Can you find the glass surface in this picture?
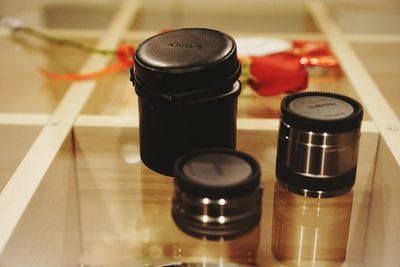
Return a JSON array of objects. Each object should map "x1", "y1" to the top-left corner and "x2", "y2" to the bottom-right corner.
[
  {"x1": 42, "y1": 2, "x2": 121, "y2": 30},
  {"x1": 0, "y1": 37, "x2": 90, "y2": 113},
  {"x1": 272, "y1": 183, "x2": 353, "y2": 266},
  {"x1": 0, "y1": 125, "x2": 42, "y2": 192},
  {"x1": 0, "y1": 0, "x2": 102, "y2": 113},
  {"x1": 329, "y1": 2, "x2": 400, "y2": 35},
  {"x1": 75, "y1": 126, "x2": 374, "y2": 266},
  {"x1": 0, "y1": 0, "x2": 122, "y2": 30},
  {"x1": 81, "y1": 67, "x2": 137, "y2": 115},
  {"x1": 130, "y1": 0, "x2": 319, "y2": 33},
  {"x1": 352, "y1": 43, "x2": 400, "y2": 119},
  {"x1": 0, "y1": 0, "x2": 397, "y2": 265}
]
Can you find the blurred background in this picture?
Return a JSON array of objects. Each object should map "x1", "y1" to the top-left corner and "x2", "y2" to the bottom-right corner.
[
  {"x1": 0, "y1": 0, "x2": 399, "y2": 119},
  {"x1": 1, "y1": 0, "x2": 400, "y2": 33}
]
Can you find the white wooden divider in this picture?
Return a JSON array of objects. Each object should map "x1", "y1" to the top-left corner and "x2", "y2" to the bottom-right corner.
[
  {"x1": 308, "y1": 1, "x2": 400, "y2": 164},
  {"x1": 0, "y1": 0, "x2": 143, "y2": 254}
]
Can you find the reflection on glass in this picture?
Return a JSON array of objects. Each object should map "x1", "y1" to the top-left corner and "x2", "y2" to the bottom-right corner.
[
  {"x1": 272, "y1": 182, "x2": 353, "y2": 266},
  {"x1": 172, "y1": 225, "x2": 260, "y2": 266},
  {"x1": 120, "y1": 143, "x2": 141, "y2": 164},
  {"x1": 137, "y1": 151, "x2": 261, "y2": 265}
]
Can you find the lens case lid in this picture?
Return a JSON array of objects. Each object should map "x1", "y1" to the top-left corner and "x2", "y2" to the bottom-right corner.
[
  {"x1": 281, "y1": 92, "x2": 363, "y2": 133},
  {"x1": 133, "y1": 28, "x2": 241, "y2": 102}
]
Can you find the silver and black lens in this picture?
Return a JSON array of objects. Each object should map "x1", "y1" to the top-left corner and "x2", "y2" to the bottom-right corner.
[
  {"x1": 276, "y1": 92, "x2": 363, "y2": 198},
  {"x1": 172, "y1": 148, "x2": 262, "y2": 239}
]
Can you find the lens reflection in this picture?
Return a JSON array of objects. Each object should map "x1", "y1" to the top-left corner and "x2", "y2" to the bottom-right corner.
[
  {"x1": 272, "y1": 182, "x2": 353, "y2": 266},
  {"x1": 169, "y1": 223, "x2": 260, "y2": 265}
]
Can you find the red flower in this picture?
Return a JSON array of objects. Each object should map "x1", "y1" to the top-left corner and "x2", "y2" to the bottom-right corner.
[
  {"x1": 116, "y1": 43, "x2": 135, "y2": 65},
  {"x1": 292, "y1": 40, "x2": 339, "y2": 68},
  {"x1": 243, "y1": 53, "x2": 308, "y2": 96}
]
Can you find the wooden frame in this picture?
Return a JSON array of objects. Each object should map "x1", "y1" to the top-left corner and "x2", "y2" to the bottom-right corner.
[{"x1": 0, "y1": 0, "x2": 399, "y2": 266}]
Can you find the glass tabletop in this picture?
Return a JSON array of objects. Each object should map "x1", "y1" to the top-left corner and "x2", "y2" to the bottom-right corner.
[
  {"x1": 0, "y1": 124, "x2": 43, "y2": 193},
  {"x1": 0, "y1": 1, "x2": 398, "y2": 266},
  {"x1": 73, "y1": 125, "x2": 375, "y2": 266}
]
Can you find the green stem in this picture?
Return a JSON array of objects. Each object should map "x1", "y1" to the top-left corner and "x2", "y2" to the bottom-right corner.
[
  {"x1": 239, "y1": 56, "x2": 253, "y2": 87},
  {"x1": 14, "y1": 26, "x2": 116, "y2": 55}
]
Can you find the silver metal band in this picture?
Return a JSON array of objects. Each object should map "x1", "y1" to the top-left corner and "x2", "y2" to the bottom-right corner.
[
  {"x1": 172, "y1": 186, "x2": 262, "y2": 225},
  {"x1": 277, "y1": 121, "x2": 360, "y2": 177}
]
